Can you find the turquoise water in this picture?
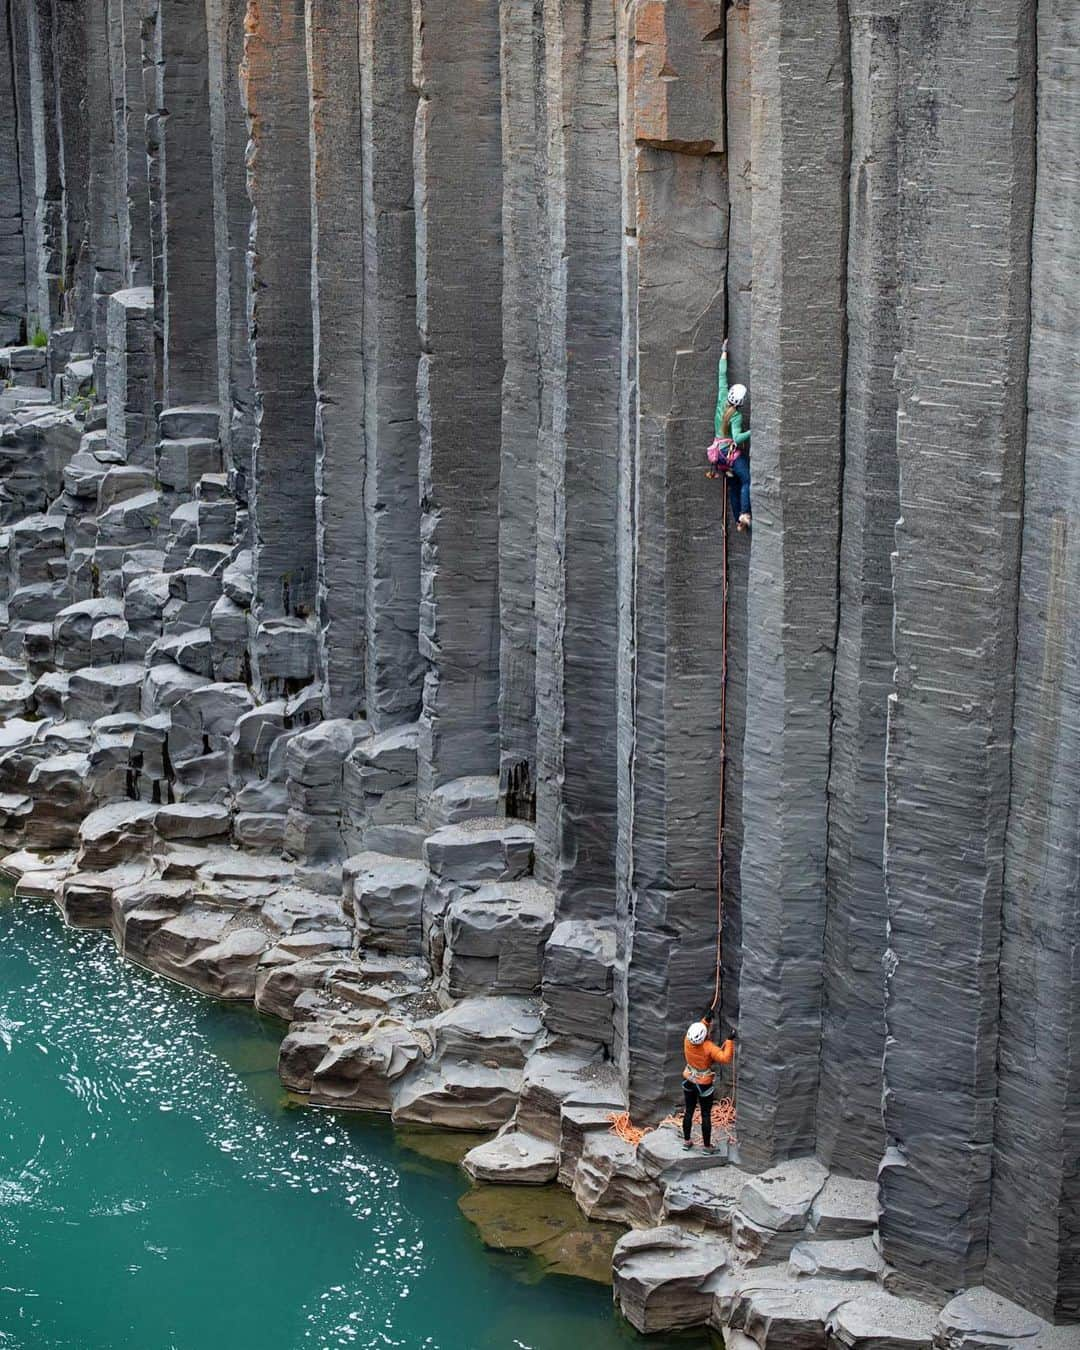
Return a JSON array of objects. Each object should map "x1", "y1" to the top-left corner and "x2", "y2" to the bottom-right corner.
[{"x1": 0, "y1": 894, "x2": 710, "y2": 1350}]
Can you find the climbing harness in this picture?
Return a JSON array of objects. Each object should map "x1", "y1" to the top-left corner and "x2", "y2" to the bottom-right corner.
[{"x1": 609, "y1": 367, "x2": 738, "y2": 1149}]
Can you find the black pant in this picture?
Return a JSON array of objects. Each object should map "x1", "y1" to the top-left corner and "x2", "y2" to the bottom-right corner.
[{"x1": 682, "y1": 1080, "x2": 714, "y2": 1147}]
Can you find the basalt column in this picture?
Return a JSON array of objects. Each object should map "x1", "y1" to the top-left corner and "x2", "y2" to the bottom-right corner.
[
  {"x1": 306, "y1": 0, "x2": 365, "y2": 718},
  {"x1": 497, "y1": 0, "x2": 541, "y2": 818},
  {"x1": 206, "y1": 0, "x2": 254, "y2": 500},
  {"x1": 881, "y1": 0, "x2": 1034, "y2": 1292},
  {"x1": 107, "y1": 0, "x2": 152, "y2": 290},
  {"x1": 9, "y1": 0, "x2": 39, "y2": 330},
  {"x1": 24, "y1": 0, "x2": 62, "y2": 329},
  {"x1": 0, "y1": 0, "x2": 26, "y2": 340},
  {"x1": 719, "y1": 0, "x2": 750, "y2": 1041},
  {"x1": 617, "y1": 0, "x2": 727, "y2": 1120},
  {"x1": 241, "y1": 0, "x2": 317, "y2": 642},
  {"x1": 85, "y1": 0, "x2": 123, "y2": 394},
  {"x1": 359, "y1": 0, "x2": 421, "y2": 731},
  {"x1": 52, "y1": 0, "x2": 92, "y2": 342},
  {"x1": 157, "y1": 0, "x2": 218, "y2": 407},
  {"x1": 533, "y1": 0, "x2": 621, "y2": 920},
  {"x1": 987, "y1": 0, "x2": 1079, "y2": 1322},
  {"x1": 413, "y1": 0, "x2": 503, "y2": 802},
  {"x1": 735, "y1": 0, "x2": 848, "y2": 1170},
  {"x1": 817, "y1": 2, "x2": 899, "y2": 1180}
]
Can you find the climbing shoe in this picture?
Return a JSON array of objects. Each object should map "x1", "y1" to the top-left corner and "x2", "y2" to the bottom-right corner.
[
  {"x1": 682, "y1": 1139, "x2": 694, "y2": 1151},
  {"x1": 737, "y1": 514, "x2": 752, "y2": 532}
]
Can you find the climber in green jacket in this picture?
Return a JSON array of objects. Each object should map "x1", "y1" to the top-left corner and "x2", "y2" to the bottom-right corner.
[{"x1": 705, "y1": 338, "x2": 751, "y2": 532}]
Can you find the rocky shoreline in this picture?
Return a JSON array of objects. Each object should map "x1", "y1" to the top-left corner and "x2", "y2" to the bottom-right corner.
[{"x1": 1, "y1": 831, "x2": 1069, "y2": 1348}]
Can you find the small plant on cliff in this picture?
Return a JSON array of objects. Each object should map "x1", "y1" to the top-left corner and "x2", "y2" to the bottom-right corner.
[{"x1": 30, "y1": 325, "x2": 47, "y2": 349}]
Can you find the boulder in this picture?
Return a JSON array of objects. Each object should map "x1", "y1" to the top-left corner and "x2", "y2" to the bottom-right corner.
[
  {"x1": 541, "y1": 918, "x2": 616, "y2": 1046},
  {"x1": 789, "y1": 1237, "x2": 885, "y2": 1282},
  {"x1": 725, "y1": 1275, "x2": 861, "y2": 1349},
  {"x1": 462, "y1": 1131, "x2": 558, "y2": 1185},
  {"x1": 612, "y1": 1225, "x2": 728, "y2": 1334},
  {"x1": 426, "y1": 774, "x2": 500, "y2": 826},
  {"x1": 423, "y1": 819, "x2": 535, "y2": 884},
  {"x1": 155, "y1": 802, "x2": 231, "y2": 841},
  {"x1": 308, "y1": 1020, "x2": 427, "y2": 1112},
  {"x1": 441, "y1": 880, "x2": 555, "y2": 999},
  {"x1": 935, "y1": 1288, "x2": 1045, "y2": 1350},
  {"x1": 828, "y1": 1293, "x2": 939, "y2": 1350},
  {"x1": 738, "y1": 1157, "x2": 829, "y2": 1233},
  {"x1": 76, "y1": 802, "x2": 158, "y2": 869},
  {"x1": 809, "y1": 1176, "x2": 879, "y2": 1240},
  {"x1": 662, "y1": 1163, "x2": 753, "y2": 1233},
  {"x1": 64, "y1": 663, "x2": 144, "y2": 721},
  {"x1": 572, "y1": 1132, "x2": 663, "y2": 1228},
  {"x1": 345, "y1": 851, "x2": 429, "y2": 955},
  {"x1": 557, "y1": 1102, "x2": 625, "y2": 1187},
  {"x1": 515, "y1": 1043, "x2": 620, "y2": 1143},
  {"x1": 638, "y1": 1123, "x2": 736, "y2": 1180},
  {"x1": 391, "y1": 1061, "x2": 522, "y2": 1132},
  {"x1": 422, "y1": 996, "x2": 542, "y2": 1071}
]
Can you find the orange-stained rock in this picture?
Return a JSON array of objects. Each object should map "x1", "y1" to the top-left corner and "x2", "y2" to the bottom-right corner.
[{"x1": 633, "y1": 0, "x2": 725, "y2": 154}]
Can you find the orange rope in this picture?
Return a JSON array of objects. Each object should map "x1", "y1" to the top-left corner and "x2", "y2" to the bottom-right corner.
[{"x1": 609, "y1": 457, "x2": 737, "y2": 1149}]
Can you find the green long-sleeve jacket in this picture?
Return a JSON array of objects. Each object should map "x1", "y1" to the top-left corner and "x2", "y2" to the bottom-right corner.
[{"x1": 714, "y1": 354, "x2": 750, "y2": 447}]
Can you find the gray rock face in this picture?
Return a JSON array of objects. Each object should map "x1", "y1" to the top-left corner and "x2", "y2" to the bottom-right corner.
[
  {"x1": 413, "y1": 0, "x2": 503, "y2": 802},
  {"x1": 462, "y1": 1131, "x2": 558, "y2": 1186},
  {"x1": 612, "y1": 1226, "x2": 728, "y2": 1335},
  {"x1": 241, "y1": 0, "x2": 317, "y2": 622},
  {"x1": 105, "y1": 288, "x2": 155, "y2": 466},
  {"x1": 441, "y1": 879, "x2": 554, "y2": 1000},
  {"x1": 156, "y1": 0, "x2": 217, "y2": 408},
  {"x1": 734, "y1": 0, "x2": 848, "y2": 1171},
  {"x1": 985, "y1": 0, "x2": 1080, "y2": 1324},
  {"x1": 533, "y1": 0, "x2": 621, "y2": 930},
  {"x1": 3, "y1": 0, "x2": 1080, "y2": 1331},
  {"x1": 613, "y1": 0, "x2": 728, "y2": 1124},
  {"x1": 817, "y1": 4, "x2": 899, "y2": 1181},
  {"x1": 357, "y1": 0, "x2": 421, "y2": 734},
  {"x1": 881, "y1": 0, "x2": 1035, "y2": 1295},
  {"x1": 495, "y1": 0, "x2": 540, "y2": 821},
  {"x1": 306, "y1": 0, "x2": 365, "y2": 721}
]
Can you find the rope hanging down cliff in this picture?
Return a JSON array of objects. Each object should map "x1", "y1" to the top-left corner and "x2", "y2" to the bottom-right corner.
[{"x1": 609, "y1": 353, "x2": 741, "y2": 1149}]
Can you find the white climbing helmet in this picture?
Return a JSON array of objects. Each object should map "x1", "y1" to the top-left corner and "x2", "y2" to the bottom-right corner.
[
  {"x1": 686, "y1": 1021, "x2": 709, "y2": 1046},
  {"x1": 727, "y1": 383, "x2": 747, "y2": 408}
]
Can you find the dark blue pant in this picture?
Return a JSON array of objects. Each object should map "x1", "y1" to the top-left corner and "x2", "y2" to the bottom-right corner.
[
  {"x1": 726, "y1": 455, "x2": 751, "y2": 524},
  {"x1": 682, "y1": 1080, "x2": 714, "y2": 1147}
]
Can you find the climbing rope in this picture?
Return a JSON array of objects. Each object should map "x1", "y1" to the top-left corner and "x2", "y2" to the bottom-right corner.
[{"x1": 609, "y1": 410, "x2": 737, "y2": 1148}]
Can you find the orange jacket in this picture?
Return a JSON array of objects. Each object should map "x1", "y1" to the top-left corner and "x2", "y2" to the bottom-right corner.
[{"x1": 683, "y1": 1036, "x2": 734, "y2": 1087}]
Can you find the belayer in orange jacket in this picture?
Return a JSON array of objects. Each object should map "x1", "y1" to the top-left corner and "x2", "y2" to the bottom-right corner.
[{"x1": 682, "y1": 1014, "x2": 734, "y2": 1153}]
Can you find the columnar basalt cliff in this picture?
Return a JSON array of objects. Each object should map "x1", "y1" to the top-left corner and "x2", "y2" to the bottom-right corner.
[{"x1": 0, "y1": 0, "x2": 1076, "y2": 1339}]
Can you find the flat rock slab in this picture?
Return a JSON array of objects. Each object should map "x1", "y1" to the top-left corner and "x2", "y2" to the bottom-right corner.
[
  {"x1": 738, "y1": 1157, "x2": 829, "y2": 1232},
  {"x1": 639, "y1": 1124, "x2": 736, "y2": 1180},
  {"x1": 391, "y1": 1061, "x2": 522, "y2": 1132},
  {"x1": 830, "y1": 1293, "x2": 939, "y2": 1350},
  {"x1": 156, "y1": 802, "x2": 231, "y2": 840},
  {"x1": 424, "y1": 996, "x2": 542, "y2": 1070},
  {"x1": 662, "y1": 1164, "x2": 753, "y2": 1232},
  {"x1": 810, "y1": 1175, "x2": 878, "y2": 1240},
  {"x1": 789, "y1": 1236, "x2": 885, "y2": 1282},
  {"x1": 613, "y1": 1225, "x2": 728, "y2": 1335},
  {"x1": 423, "y1": 819, "x2": 535, "y2": 884},
  {"x1": 461, "y1": 1131, "x2": 558, "y2": 1185},
  {"x1": 726, "y1": 1276, "x2": 863, "y2": 1349},
  {"x1": 936, "y1": 1287, "x2": 1045, "y2": 1350}
]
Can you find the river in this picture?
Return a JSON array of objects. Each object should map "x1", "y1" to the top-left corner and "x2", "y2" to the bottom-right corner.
[{"x1": 0, "y1": 890, "x2": 711, "y2": 1350}]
